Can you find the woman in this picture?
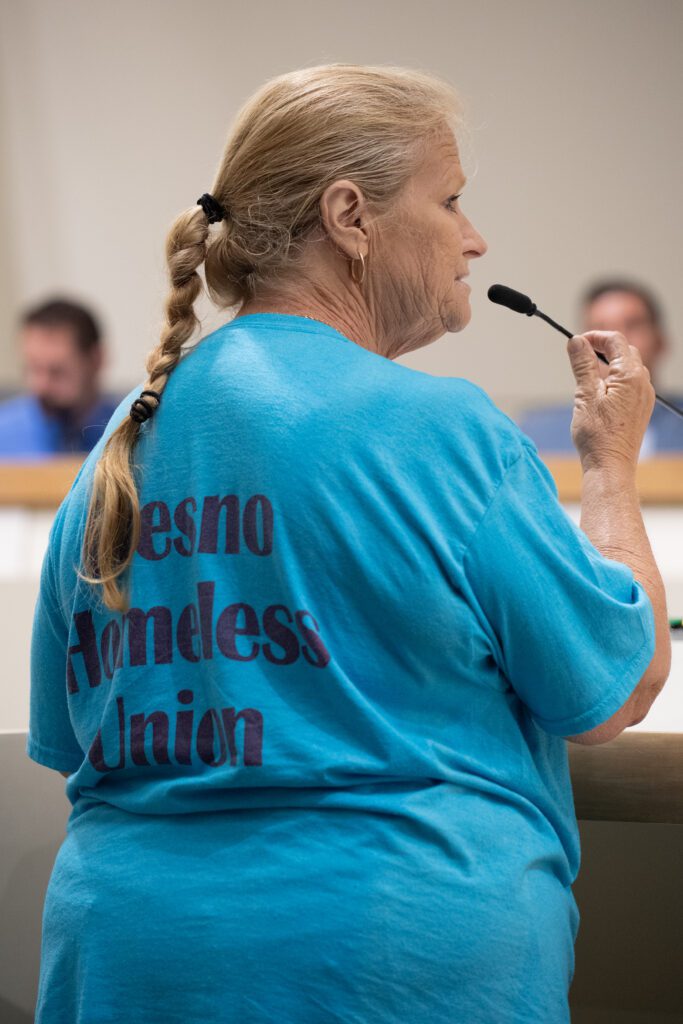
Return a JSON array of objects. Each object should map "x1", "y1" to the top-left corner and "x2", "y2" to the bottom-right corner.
[{"x1": 28, "y1": 63, "x2": 668, "y2": 1023}]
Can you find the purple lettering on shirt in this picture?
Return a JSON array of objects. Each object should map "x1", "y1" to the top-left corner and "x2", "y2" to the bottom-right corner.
[
  {"x1": 196, "y1": 707, "x2": 228, "y2": 767},
  {"x1": 177, "y1": 602, "x2": 201, "y2": 662},
  {"x1": 221, "y1": 707, "x2": 263, "y2": 767},
  {"x1": 198, "y1": 495, "x2": 240, "y2": 554},
  {"x1": 67, "y1": 610, "x2": 102, "y2": 693},
  {"x1": 243, "y1": 494, "x2": 274, "y2": 556},
  {"x1": 215, "y1": 602, "x2": 260, "y2": 661},
  {"x1": 174, "y1": 689, "x2": 194, "y2": 765},
  {"x1": 296, "y1": 610, "x2": 331, "y2": 668},
  {"x1": 137, "y1": 501, "x2": 172, "y2": 560},
  {"x1": 173, "y1": 497, "x2": 197, "y2": 557},
  {"x1": 100, "y1": 619, "x2": 123, "y2": 679},
  {"x1": 130, "y1": 709, "x2": 172, "y2": 766},
  {"x1": 125, "y1": 605, "x2": 173, "y2": 666},
  {"x1": 58, "y1": 491, "x2": 338, "y2": 779},
  {"x1": 262, "y1": 604, "x2": 299, "y2": 665},
  {"x1": 197, "y1": 580, "x2": 215, "y2": 660},
  {"x1": 88, "y1": 695, "x2": 126, "y2": 772}
]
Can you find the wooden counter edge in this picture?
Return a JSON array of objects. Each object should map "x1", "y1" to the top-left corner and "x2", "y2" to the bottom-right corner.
[
  {"x1": 546, "y1": 455, "x2": 683, "y2": 504},
  {"x1": 568, "y1": 730, "x2": 683, "y2": 824},
  {"x1": 0, "y1": 457, "x2": 85, "y2": 507},
  {"x1": 2, "y1": 455, "x2": 682, "y2": 508}
]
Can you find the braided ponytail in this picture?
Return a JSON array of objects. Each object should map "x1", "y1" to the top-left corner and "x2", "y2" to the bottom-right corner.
[{"x1": 78, "y1": 206, "x2": 211, "y2": 612}]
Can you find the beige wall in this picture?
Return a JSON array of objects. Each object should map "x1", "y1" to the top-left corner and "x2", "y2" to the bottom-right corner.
[{"x1": 0, "y1": 0, "x2": 682, "y2": 421}]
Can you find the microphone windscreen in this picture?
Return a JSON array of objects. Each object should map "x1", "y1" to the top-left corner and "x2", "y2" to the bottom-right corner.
[{"x1": 487, "y1": 284, "x2": 536, "y2": 316}]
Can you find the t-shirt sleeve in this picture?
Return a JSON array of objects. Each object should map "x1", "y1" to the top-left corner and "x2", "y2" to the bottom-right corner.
[
  {"x1": 26, "y1": 530, "x2": 84, "y2": 772},
  {"x1": 460, "y1": 442, "x2": 656, "y2": 737}
]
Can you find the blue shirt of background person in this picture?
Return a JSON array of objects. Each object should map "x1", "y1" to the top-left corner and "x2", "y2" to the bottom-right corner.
[
  {"x1": 0, "y1": 296, "x2": 120, "y2": 458},
  {"x1": 518, "y1": 279, "x2": 683, "y2": 455}
]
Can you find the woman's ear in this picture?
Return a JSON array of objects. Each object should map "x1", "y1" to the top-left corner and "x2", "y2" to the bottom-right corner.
[{"x1": 318, "y1": 178, "x2": 368, "y2": 255}]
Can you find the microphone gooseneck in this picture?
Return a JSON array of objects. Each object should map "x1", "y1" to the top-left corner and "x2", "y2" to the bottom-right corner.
[{"x1": 487, "y1": 283, "x2": 683, "y2": 420}]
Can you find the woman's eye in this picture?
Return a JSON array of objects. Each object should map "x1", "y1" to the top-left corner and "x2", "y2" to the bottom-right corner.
[{"x1": 445, "y1": 194, "x2": 462, "y2": 212}]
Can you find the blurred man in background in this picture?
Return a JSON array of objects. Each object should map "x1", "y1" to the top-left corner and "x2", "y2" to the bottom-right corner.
[
  {"x1": 0, "y1": 297, "x2": 120, "y2": 458},
  {"x1": 518, "y1": 279, "x2": 683, "y2": 457}
]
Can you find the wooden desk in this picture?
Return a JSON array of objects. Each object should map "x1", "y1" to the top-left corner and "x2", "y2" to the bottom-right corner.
[
  {"x1": 0, "y1": 456, "x2": 84, "y2": 507},
  {"x1": 544, "y1": 455, "x2": 683, "y2": 504},
  {"x1": 1, "y1": 455, "x2": 682, "y2": 507}
]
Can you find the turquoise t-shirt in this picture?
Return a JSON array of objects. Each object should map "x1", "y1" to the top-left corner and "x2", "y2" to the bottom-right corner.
[{"x1": 28, "y1": 313, "x2": 655, "y2": 1024}]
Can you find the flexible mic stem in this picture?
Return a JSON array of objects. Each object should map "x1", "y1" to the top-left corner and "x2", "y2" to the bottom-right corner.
[
  {"x1": 533, "y1": 309, "x2": 683, "y2": 417},
  {"x1": 487, "y1": 284, "x2": 683, "y2": 420},
  {"x1": 533, "y1": 309, "x2": 573, "y2": 341}
]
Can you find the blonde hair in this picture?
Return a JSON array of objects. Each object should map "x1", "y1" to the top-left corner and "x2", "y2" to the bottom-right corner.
[{"x1": 79, "y1": 62, "x2": 464, "y2": 612}]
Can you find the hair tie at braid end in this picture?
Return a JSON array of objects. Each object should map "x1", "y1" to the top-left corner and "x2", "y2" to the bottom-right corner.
[
  {"x1": 197, "y1": 192, "x2": 226, "y2": 224},
  {"x1": 129, "y1": 389, "x2": 162, "y2": 425}
]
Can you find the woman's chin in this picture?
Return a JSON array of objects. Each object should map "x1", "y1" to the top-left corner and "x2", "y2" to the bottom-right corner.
[{"x1": 445, "y1": 303, "x2": 471, "y2": 333}]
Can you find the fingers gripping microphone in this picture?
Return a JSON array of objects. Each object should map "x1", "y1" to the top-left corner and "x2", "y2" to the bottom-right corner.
[{"x1": 487, "y1": 283, "x2": 683, "y2": 419}]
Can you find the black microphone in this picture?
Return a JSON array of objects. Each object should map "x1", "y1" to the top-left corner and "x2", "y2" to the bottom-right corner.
[
  {"x1": 488, "y1": 284, "x2": 538, "y2": 318},
  {"x1": 487, "y1": 283, "x2": 683, "y2": 420}
]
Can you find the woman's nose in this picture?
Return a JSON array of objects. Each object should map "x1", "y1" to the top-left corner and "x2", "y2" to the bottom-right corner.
[
  {"x1": 461, "y1": 212, "x2": 488, "y2": 259},
  {"x1": 466, "y1": 224, "x2": 488, "y2": 259}
]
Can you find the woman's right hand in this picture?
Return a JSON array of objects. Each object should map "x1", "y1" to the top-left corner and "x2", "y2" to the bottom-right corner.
[{"x1": 566, "y1": 330, "x2": 656, "y2": 473}]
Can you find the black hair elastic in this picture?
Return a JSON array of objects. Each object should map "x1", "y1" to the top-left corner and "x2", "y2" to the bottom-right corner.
[
  {"x1": 129, "y1": 389, "x2": 162, "y2": 424},
  {"x1": 197, "y1": 192, "x2": 226, "y2": 224}
]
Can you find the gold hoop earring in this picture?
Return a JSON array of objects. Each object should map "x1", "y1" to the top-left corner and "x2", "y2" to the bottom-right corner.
[{"x1": 350, "y1": 251, "x2": 366, "y2": 286}]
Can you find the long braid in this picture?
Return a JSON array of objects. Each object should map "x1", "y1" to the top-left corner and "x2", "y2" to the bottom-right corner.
[
  {"x1": 79, "y1": 207, "x2": 211, "y2": 612},
  {"x1": 147, "y1": 210, "x2": 210, "y2": 389}
]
